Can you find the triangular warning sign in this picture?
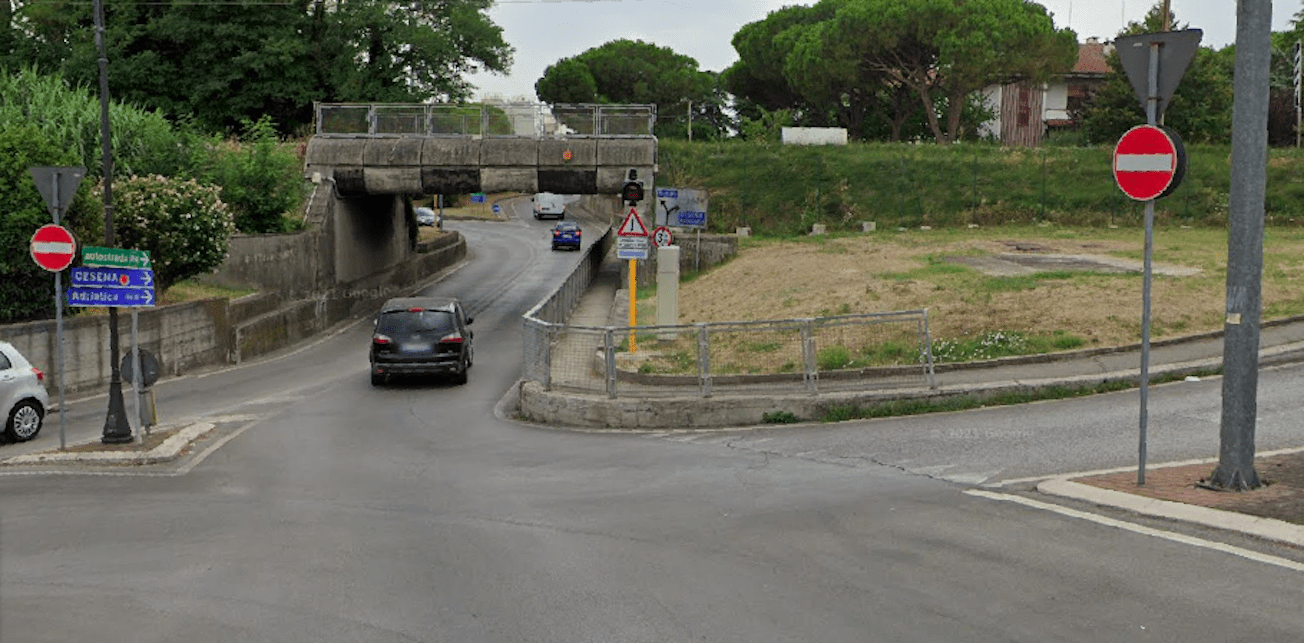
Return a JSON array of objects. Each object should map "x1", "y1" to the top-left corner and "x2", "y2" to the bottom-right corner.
[{"x1": 618, "y1": 207, "x2": 649, "y2": 236}]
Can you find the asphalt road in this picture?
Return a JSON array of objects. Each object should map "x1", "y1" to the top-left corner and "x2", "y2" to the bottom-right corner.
[{"x1": 3, "y1": 198, "x2": 1304, "y2": 642}]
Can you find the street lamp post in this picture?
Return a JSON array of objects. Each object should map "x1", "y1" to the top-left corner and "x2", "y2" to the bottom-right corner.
[{"x1": 94, "y1": 0, "x2": 133, "y2": 443}]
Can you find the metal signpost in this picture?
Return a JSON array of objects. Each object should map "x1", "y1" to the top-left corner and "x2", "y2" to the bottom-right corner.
[
  {"x1": 1112, "y1": 29, "x2": 1200, "y2": 485},
  {"x1": 617, "y1": 205, "x2": 650, "y2": 352},
  {"x1": 74, "y1": 248, "x2": 156, "y2": 442},
  {"x1": 655, "y1": 187, "x2": 709, "y2": 270},
  {"x1": 28, "y1": 166, "x2": 85, "y2": 450}
]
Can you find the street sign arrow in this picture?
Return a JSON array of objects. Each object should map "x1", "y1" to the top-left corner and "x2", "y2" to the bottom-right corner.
[
  {"x1": 70, "y1": 266, "x2": 156, "y2": 289},
  {"x1": 82, "y1": 246, "x2": 152, "y2": 269},
  {"x1": 66, "y1": 286, "x2": 156, "y2": 307}
]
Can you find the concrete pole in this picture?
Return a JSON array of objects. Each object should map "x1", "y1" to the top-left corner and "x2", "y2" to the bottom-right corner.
[{"x1": 1210, "y1": 0, "x2": 1272, "y2": 491}]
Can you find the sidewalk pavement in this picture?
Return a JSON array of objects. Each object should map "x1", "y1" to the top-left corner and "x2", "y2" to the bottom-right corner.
[{"x1": 9, "y1": 246, "x2": 1304, "y2": 549}]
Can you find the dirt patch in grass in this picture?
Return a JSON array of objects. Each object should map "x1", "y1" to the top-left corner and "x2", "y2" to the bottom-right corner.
[{"x1": 669, "y1": 226, "x2": 1304, "y2": 350}]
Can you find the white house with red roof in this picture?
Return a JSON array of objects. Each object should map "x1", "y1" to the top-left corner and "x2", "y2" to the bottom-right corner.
[{"x1": 978, "y1": 39, "x2": 1112, "y2": 146}]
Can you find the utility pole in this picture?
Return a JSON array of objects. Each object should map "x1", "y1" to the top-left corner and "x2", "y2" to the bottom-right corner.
[
  {"x1": 94, "y1": 0, "x2": 133, "y2": 443},
  {"x1": 1209, "y1": 0, "x2": 1272, "y2": 491}
]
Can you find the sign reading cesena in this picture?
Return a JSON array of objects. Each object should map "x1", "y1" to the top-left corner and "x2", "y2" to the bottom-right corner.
[{"x1": 1113, "y1": 125, "x2": 1186, "y2": 201}]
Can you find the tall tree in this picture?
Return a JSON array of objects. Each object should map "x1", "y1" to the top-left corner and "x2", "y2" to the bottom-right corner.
[
  {"x1": 8, "y1": 0, "x2": 512, "y2": 136},
  {"x1": 726, "y1": 0, "x2": 1075, "y2": 143},
  {"x1": 721, "y1": 4, "x2": 832, "y2": 126},
  {"x1": 849, "y1": 0, "x2": 1077, "y2": 143},
  {"x1": 535, "y1": 39, "x2": 721, "y2": 139}
]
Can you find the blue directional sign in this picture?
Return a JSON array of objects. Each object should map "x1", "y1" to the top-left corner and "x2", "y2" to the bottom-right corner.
[
  {"x1": 67, "y1": 286, "x2": 156, "y2": 307},
  {"x1": 70, "y1": 266, "x2": 155, "y2": 289},
  {"x1": 675, "y1": 210, "x2": 706, "y2": 227}
]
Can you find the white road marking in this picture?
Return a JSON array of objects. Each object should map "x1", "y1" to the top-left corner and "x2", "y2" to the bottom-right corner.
[{"x1": 966, "y1": 489, "x2": 1304, "y2": 573}]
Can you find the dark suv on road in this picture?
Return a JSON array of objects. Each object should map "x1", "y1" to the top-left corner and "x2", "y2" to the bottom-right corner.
[{"x1": 370, "y1": 297, "x2": 474, "y2": 386}]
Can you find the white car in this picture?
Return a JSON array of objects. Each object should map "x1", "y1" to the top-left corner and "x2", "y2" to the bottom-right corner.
[
  {"x1": 415, "y1": 206, "x2": 441, "y2": 228},
  {"x1": 1, "y1": 340, "x2": 49, "y2": 442}
]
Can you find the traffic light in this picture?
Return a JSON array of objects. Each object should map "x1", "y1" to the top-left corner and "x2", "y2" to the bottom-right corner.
[{"x1": 621, "y1": 180, "x2": 644, "y2": 204}]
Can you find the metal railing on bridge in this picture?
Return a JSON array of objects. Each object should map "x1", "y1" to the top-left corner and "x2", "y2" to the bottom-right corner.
[{"x1": 315, "y1": 102, "x2": 657, "y2": 138}]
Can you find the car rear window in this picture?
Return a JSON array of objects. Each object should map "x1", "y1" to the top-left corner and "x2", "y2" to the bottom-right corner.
[{"x1": 376, "y1": 310, "x2": 456, "y2": 335}]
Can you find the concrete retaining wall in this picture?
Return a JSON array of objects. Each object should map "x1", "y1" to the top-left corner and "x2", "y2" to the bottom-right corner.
[
  {"x1": 518, "y1": 380, "x2": 950, "y2": 429},
  {"x1": 0, "y1": 235, "x2": 465, "y2": 396}
]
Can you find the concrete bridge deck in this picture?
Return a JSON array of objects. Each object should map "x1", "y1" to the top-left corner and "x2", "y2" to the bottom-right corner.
[{"x1": 305, "y1": 103, "x2": 659, "y2": 196}]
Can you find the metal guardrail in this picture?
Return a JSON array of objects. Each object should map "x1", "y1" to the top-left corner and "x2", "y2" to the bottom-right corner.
[
  {"x1": 315, "y1": 102, "x2": 657, "y2": 138},
  {"x1": 522, "y1": 245, "x2": 939, "y2": 398}
]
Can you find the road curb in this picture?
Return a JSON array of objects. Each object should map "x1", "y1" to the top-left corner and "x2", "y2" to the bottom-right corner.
[{"x1": 1037, "y1": 477, "x2": 1304, "y2": 547}]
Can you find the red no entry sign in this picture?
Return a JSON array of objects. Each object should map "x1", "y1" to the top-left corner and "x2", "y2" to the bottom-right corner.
[
  {"x1": 1113, "y1": 125, "x2": 1186, "y2": 201},
  {"x1": 30, "y1": 224, "x2": 77, "y2": 272}
]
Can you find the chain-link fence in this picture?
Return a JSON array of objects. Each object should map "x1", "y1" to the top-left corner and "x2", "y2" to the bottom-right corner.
[
  {"x1": 523, "y1": 236, "x2": 938, "y2": 398},
  {"x1": 315, "y1": 103, "x2": 656, "y2": 138}
]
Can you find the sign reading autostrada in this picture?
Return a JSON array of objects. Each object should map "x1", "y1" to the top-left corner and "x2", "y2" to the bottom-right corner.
[
  {"x1": 69, "y1": 246, "x2": 156, "y2": 308},
  {"x1": 82, "y1": 246, "x2": 152, "y2": 269}
]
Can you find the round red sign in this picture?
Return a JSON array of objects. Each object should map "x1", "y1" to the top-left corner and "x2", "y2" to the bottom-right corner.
[
  {"x1": 1113, "y1": 125, "x2": 1186, "y2": 201},
  {"x1": 30, "y1": 224, "x2": 77, "y2": 272}
]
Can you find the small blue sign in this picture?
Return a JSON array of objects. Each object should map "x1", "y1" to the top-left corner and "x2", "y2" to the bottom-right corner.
[
  {"x1": 492, "y1": 204, "x2": 501, "y2": 213},
  {"x1": 70, "y1": 266, "x2": 155, "y2": 289},
  {"x1": 470, "y1": 193, "x2": 487, "y2": 204},
  {"x1": 656, "y1": 188, "x2": 678, "y2": 199},
  {"x1": 67, "y1": 286, "x2": 155, "y2": 307},
  {"x1": 674, "y1": 211, "x2": 706, "y2": 227}
]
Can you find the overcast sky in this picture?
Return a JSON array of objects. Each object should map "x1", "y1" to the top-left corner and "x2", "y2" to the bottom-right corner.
[{"x1": 465, "y1": 0, "x2": 1303, "y2": 102}]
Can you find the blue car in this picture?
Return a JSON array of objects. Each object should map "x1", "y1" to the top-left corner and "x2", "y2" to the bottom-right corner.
[{"x1": 551, "y1": 221, "x2": 581, "y2": 251}]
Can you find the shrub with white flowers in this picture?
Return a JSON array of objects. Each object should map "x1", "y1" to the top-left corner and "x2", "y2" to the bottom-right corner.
[{"x1": 94, "y1": 175, "x2": 235, "y2": 292}]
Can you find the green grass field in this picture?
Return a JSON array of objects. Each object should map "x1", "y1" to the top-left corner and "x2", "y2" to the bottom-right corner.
[{"x1": 656, "y1": 139, "x2": 1304, "y2": 236}]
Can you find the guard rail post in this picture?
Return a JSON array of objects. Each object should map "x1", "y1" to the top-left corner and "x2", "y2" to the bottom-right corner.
[
  {"x1": 604, "y1": 329, "x2": 617, "y2": 399},
  {"x1": 697, "y1": 323, "x2": 712, "y2": 398},
  {"x1": 542, "y1": 322, "x2": 554, "y2": 391},
  {"x1": 919, "y1": 309, "x2": 937, "y2": 389},
  {"x1": 801, "y1": 319, "x2": 817, "y2": 393}
]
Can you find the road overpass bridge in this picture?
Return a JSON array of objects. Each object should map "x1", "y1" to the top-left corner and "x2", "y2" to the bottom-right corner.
[{"x1": 303, "y1": 103, "x2": 659, "y2": 196}]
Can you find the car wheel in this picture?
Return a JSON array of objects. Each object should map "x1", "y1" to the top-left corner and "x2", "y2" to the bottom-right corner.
[
  {"x1": 5, "y1": 399, "x2": 43, "y2": 442},
  {"x1": 371, "y1": 372, "x2": 385, "y2": 386},
  {"x1": 454, "y1": 361, "x2": 469, "y2": 385}
]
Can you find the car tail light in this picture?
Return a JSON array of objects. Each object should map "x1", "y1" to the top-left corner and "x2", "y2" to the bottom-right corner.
[
  {"x1": 439, "y1": 333, "x2": 464, "y2": 345},
  {"x1": 407, "y1": 307, "x2": 424, "y2": 312},
  {"x1": 553, "y1": 231, "x2": 561, "y2": 237},
  {"x1": 373, "y1": 334, "x2": 392, "y2": 345},
  {"x1": 31, "y1": 367, "x2": 43, "y2": 382}
]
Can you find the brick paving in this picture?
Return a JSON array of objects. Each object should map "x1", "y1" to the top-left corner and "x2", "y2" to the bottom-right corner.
[{"x1": 1072, "y1": 450, "x2": 1304, "y2": 526}]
